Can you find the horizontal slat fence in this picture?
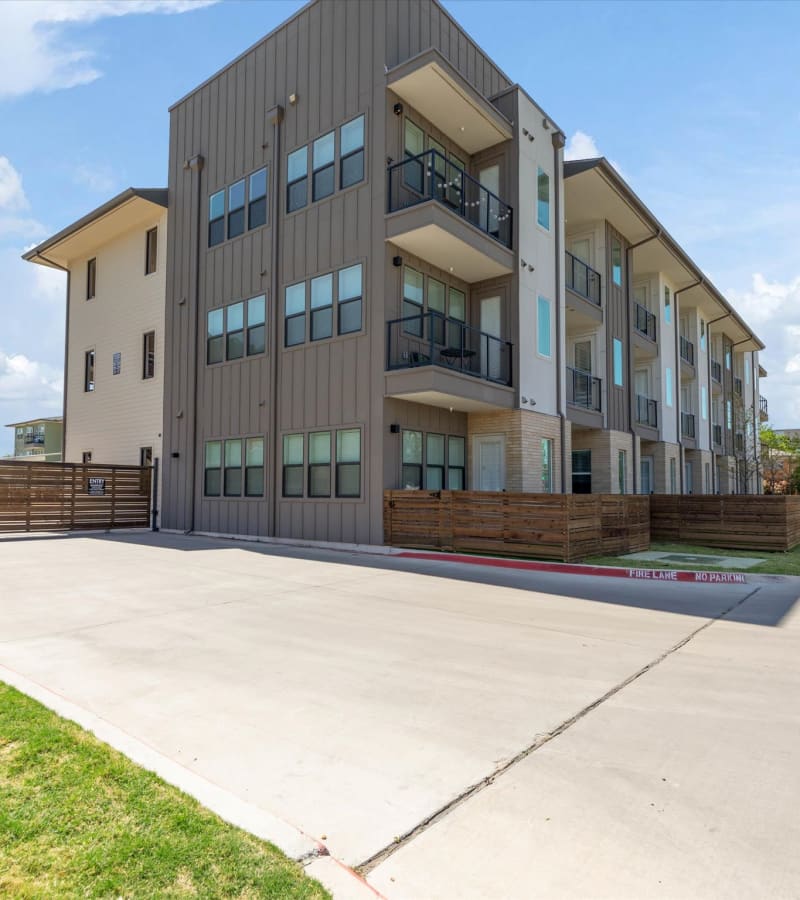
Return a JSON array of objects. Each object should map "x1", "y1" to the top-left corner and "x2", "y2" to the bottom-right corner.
[
  {"x1": 0, "y1": 461, "x2": 151, "y2": 534},
  {"x1": 650, "y1": 495, "x2": 800, "y2": 552},
  {"x1": 384, "y1": 491, "x2": 650, "y2": 562}
]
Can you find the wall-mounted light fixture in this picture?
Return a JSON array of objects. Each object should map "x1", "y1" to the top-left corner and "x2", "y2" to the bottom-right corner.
[
  {"x1": 289, "y1": 93, "x2": 298, "y2": 105},
  {"x1": 390, "y1": 424, "x2": 401, "y2": 433},
  {"x1": 392, "y1": 256, "x2": 403, "y2": 267},
  {"x1": 393, "y1": 102, "x2": 403, "y2": 116},
  {"x1": 171, "y1": 451, "x2": 180, "y2": 458}
]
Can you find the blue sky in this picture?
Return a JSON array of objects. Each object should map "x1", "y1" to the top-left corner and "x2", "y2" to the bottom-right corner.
[{"x1": 1, "y1": 0, "x2": 799, "y2": 455}]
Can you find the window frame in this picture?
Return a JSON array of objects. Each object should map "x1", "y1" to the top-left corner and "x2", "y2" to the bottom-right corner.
[
  {"x1": 225, "y1": 302, "x2": 245, "y2": 361},
  {"x1": 308, "y1": 431, "x2": 332, "y2": 498},
  {"x1": 248, "y1": 167, "x2": 268, "y2": 230},
  {"x1": 611, "y1": 239, "x2": 623, "y2": 287},
  {"x1": 244, "y1": 436, "x2": 265, "y2": 497},
  {"x1": 340, "y1": 114, "x2": 365, "y2": 190},
  {"x1": 613, "y1": 338, "x2": 624, "y2": 387},
  {"x1": 86, "y1": 257, "x2": 96, "y2": 300},
  {"x1": 282, "y1": 433, "x2": 305, "y2": 498},
  {"x1": 223, "y1": 438, "x2": 243, "y2": 497},
  {"x1": 312, "y1": 131, "x2": 336, "y2": 202},
  {"x1": 208, "y1": 190, "x2": 225, "y2": 247},
  {"x1": 287, "y1": 145, "x2": 309, "y2": 213},
  {"x1": 227, "y1": 179, "x2": 246, "y2": 239},
  {"x1": 338, "y1": 264, "x2": 363, "y2": 335},
  {"x1": 536, "y1": 167, "x2": 551, "y2": 231},
  {"x1": 84, "y1": 349, "x2": 95, "y2": 392},
  {"x1": 204, "y1": 440, "x2": 222, "y2": 497},
  {"x1": 424, "y1": 433, "x2": 445, "y2": 491},
  {"x1": 447, "y1": 435, "x2": 466, "y2": 490},
  {"x1": 541, "y1": 438, "x2": 554, "y2": 493},
  {"x1": 537, "y1": 296, "x2": 552, "y2": 359},
  {"x1": 402, "y1": 429, "x2": 423, "y2": 489},
  {"x1": 142, "y1": 331, "x2": 156, "y2": 380},
  {"x1": 284, "y1": 281, "x2": 307, "y2": 347},
  {"x1": 310, "y1": 272, "x2": 334, "y2": 342},
  {"x1": 335, "y1": 428, "x2": 361, "y2": 498},
  {"x1": 145, "y1": 227, "x2": 158, "y2": 275},
  {"x1": 246, "y1": 295, "x2": 266, "y2": 356}
]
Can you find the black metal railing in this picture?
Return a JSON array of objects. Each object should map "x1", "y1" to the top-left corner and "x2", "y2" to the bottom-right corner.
[
  {"x1": 23, "y1": 435, "x2": 45, "y2": 445},
  {"x1": 567, "y1": 367, "x2": 601, "y2": 412},
  {"x1": 634, "y1": 302, "x2": 656, "y2": 341},
  {"x1": 734, "y1": 377, "x2": 743, "y2": 396},
  {"x1": 735, "y1": 432, "x2": 745, "y2": 453},
  {"x1": 387, "y1": 150, "x2": 513, "y2": 248},
  {"x1": 711, "y1": 359, "x2": 722, "y2": 383},
  {"x1": 713, "y1": 424, "x2": 723, "y2": 446},
  {"x1": 565, "y1": 251, "x2": 601, "y2": 305},
  {"x1": 636, "y1": 395, "x2": 658, "y2": 428},
  {"x1": 680, "y1": 335, "x2": 695, "y2": 366},
  {"x1": 387, "y1": 311, "x2": 512, "y2": 386},
  {"x1": 760, "y1": 395, "x2": 768, "y2": 419},
  {"x1": 681, "y1": 412, "x2": 696, "y2": 439}
]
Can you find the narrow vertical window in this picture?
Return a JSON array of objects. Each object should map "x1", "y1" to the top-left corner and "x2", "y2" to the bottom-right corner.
[
  {"x1": 336, "y1": 429, "x2": 361, "y2": 497},
  {"x1": 537, "y1": 296, "x2": 552, "y2": 358},
  {"x1": 285, "y1": 282, "x2": 306, "y2": 346},
  {"x1": 664, "y1": 286, "x2": 672, "y2": 324},
  {"x1": 245, "y1": 437, "x2": 264, "y2": 497},
  {"x1": 310, "y1": 273, "x2": 334, "y2": 341},
  {"x1": 427, "y1": 278, "x2": 446, "y2": 345},
  {"x1": 541, "y1": 438, "x2": 553, "y2": 493},
  {"x1": 447, "y1": 436, "x2": 465, "y2": 490},
  {"x1": 204, "y1": 441, "x2": 222, "y2": 496},
  {"x1": 618, "y1": 450, "x2": 627, "y2": 495},
  {"x1": 207, "y1": 308, "x2": 224, "y2": 364},
  {"x1": 340, "y1": 115, "x2": 365, "y2": 188},
  {"x1": 282, "y1": 434, "x2": 304, "y2": 497},
  {"x1": 142, "y1": 331, "x2": 155, "y2": 379},
  {"x1": 84, "y1": 350, "x2": 95, "y2": 392},
  {"x1": 112, "y1": 352, "x2": 121, "y2": 375},
  {"x1": 224, "y1": 439, "x2": 242, "y2": 496},
  {"x1": 82, "y1": 451, "x2": 93, "y2": 465},
  {"x1": 447, "y1": 287, "x2": 466, "y2": 349},
  {"x1": 613, "y1": 338, "x2": 623, "y2": 386},
  {"x1": 402, "y1": 267, "x2": 424, "y2": 337},
  {"x1": 537, "y1": 167, "x2": 550, "y2": 230},
  {"x1": 228, "y1": 180, "x2": 246, "y2": 239},
  {"x1": 701, "y1": 385, "x2": 708, "y2": 420},
  {"x1": 248, "y1": 167, "x2": 268, "y2": 229},
  {"x1": 308, "y1": 431, "x2": 332, "y2": 497},
  {"x1": 425, "y1": 433, "x2": 445, "y2": 490},
  {"x1": 403, "y1": 119, "x2": 425, "y2": 192},
  {"x1": 247, "y1": 296, "x2": 266, "y2": 355},
  {"x1": 700, "y1": 318, "x2": 706, "y2": 352},
  {"x1": 87, "y1": 257, "x2": 96, "y2": 300},
  {"x1": 140, "y1": 446, "x2": 153, "y2": 467},
  {"x1": 338, "y1": 264, "x2": 362, "y2": 334},
  {"x1": 287, "y1": 146, "x2": 308, "y2": 212},
  {"x1": 226, "y1": 303, "x2": 244, "y2": 360},
  {"x1": 312, "y1": 132, "x2": 335, "y2": 201},
  {"x1": 402, "y1": 430, "x2": 423, "y2": 489},
  {"x1": 208, "y1": 190, "x2": 225, "y2": 246},
  {"x1": 727, "y1": 400, "x2": 732, "y2": 429},
  {"x1": 145, "y1": 227, "x2": 158, "y2": 275},
  {"x1": 611, "y1": 239, "x2": 622, "y2": 286},
  {"x1": 725, "y1": 348, "x2": 731, "y2": 370},
  {"x1": 665, "y1": 367, "x2": 673, "y2": 407}
]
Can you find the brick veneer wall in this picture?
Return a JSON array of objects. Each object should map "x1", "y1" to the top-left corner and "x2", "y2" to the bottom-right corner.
[{"x1": 571, "y1": 428, "x2": 634, "y2": 494}]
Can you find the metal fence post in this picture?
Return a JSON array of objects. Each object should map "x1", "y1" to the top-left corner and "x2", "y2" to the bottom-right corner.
[{"x1": 151, "y1": 457, "x2": 160, "y2": 531}]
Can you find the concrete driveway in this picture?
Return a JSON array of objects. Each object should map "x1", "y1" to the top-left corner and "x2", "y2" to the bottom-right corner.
[{"x1": 0, "y1": 532, "x2": 798, "y2": 899}]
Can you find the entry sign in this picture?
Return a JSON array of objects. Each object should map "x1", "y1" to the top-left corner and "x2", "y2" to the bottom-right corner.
[{"x1": 87, "y1": 477, "x2": 106, "y2": 496}]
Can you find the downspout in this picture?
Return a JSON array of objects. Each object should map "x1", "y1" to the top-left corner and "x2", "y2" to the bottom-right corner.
[
  {"x1": 186, "y1": 154, "x2": 205, "y2": 533},
  {"x1": 707, "y1": 311, "x2": 731, "y2": 493},
  {"x1": 36, "y1": 253, "x2": 70, "y2": 460},
  {"x1": 267, "y1": 106, "x2": 284, "y2": 536},
  {"x1": 732, "y1": 336, "x2": 755, "y2": 494},
  {"x1": 552, "y1": 131, "x2": 567, "y2": 492},
  {"x1": 674, "y1": 279, "x2": 702, "y2": 495}
]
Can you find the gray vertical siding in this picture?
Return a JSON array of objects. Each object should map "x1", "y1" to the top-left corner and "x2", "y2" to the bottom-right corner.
[{"x1": 605, "y1": 222, "x2": 629, "y2": 432}]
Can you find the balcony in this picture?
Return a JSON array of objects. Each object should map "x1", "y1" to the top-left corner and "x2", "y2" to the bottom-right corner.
[
  {"x1": 635, "y1": 395, "x2": 658, "y2": 428},
  {"x1": 735, "y1": 432, "x2": 745, "y2": 453},
  {"x1": 634, "y1": 303, "x2": 656, "y2": 341},
  {"x1": 385, "y1": 311, "x2": 514, "y2": 412},
  {"x1": 760, "y1": 395, "x2": 769, "y2": 421},
  {"x1": 711, "y1": 359, "x2": 722, "y2": 383},
  {"x1": 681, "y1": 412, "x2": 696, "y2": 439},
  {"x1": 713, "y1": 424, "x2": 723, "y2": 446},
  {"x1": 567, "y1": 367, "x2": 601, "y2": 412},
  {"x1": 734, "y1": 377, "x2": 743, "y2": 396},
  {"x1": 680, "y1": 336, "x2": 695, "y2": 367},
  {"x1": 386, "y1": 150, "x2": 514, "y2": 283},
  {"x1": 23, "y1": 434, "x2": 45, "y2": 445},
  {"x1": 565, "y1": 251, "x2": 601, "y2": 306}
]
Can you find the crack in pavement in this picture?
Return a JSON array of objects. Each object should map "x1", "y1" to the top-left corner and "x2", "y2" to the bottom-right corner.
[{"x1": 355, "y1": 584, "x2": 763, "y2": 877}]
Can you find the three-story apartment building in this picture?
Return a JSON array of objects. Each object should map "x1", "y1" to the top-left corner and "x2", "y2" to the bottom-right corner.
[{"x1": 5, "y1": 417, "x2": 63, "y2": 462}]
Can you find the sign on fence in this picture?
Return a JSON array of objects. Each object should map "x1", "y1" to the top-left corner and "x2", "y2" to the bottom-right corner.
[{"x1": 87, "y1": 477, "x2": 106, "y2": 496}]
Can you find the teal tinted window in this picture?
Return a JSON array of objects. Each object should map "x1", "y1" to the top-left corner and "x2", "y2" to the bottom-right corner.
[
  {"x1": 613, "y1": 338, "x2": 623, "y2": 386},
  {"x1": 666, "y1": 367, "x2": 673, "y2": 407},
  {"x1": 612, "y1": 239, "x2": 622, "y2": 286},
  {"x1": 537, "y1": 296, "x2": 551, "y2": 357},
  {"x1": 537, "y1": 167, "x2": 550, "y2": 229}
]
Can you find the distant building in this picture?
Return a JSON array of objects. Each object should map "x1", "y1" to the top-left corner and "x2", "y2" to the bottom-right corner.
[{"x1": 6, "y1": 417, "x2": 63, "y2": 462}]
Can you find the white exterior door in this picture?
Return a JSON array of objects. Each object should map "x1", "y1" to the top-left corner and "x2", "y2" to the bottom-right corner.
[
  {"x1": 480, "y1": 295, "x2": 502, "y2": 380},
  {"x1": 473, "y1": 435, "x2": 504, "y2": 492}
]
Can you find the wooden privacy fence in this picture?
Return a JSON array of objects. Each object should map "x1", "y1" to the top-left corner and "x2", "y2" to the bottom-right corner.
[
  {"x1": 384, "y1": 491, "x2": 650, "y2": 562},
  {"x1": 0, "y1": 460, "x2": 152, "y2": 534},
  {"x1": 650, "y1": 495, "x2": 800, "y2": 552}
]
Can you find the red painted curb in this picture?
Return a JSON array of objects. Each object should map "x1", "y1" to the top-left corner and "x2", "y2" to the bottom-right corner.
[{"x1": 395, "y1": 551, "x2": 749, "y2": 585}]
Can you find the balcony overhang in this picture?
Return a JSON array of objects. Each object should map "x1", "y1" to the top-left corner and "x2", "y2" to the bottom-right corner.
[
  {"x1": 386, "y1": 201, "x2": 514, "y2": 283},
  {"x1": 384, "y1": 365, "x2": 514, "y2": 413},
  {"x1": 565, "y1": 290, "x2": 603, "y2": 326},
  {"x1": 633, "y1": 331, "x2": 658, "y2": 358},
  {"x1": 387, "y1": 49, "x2": 513, "y2": 154}
]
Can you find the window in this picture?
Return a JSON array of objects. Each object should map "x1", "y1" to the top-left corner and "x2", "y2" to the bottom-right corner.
[
  {"x1": 283, "y1": 434, "x2": 304, "y2": 497},
  {"x1": 285, "y1": 282, "x2": 306, "y2": 346},
  {"x1": 428, "y1": 277, "x2": 446, "y2": 344},
  {"x1": 140, "y1": 446, "x2": 153, "y2": 467},
  {"x1": 228, "y1": 179, "x2": 246, "y2": 239},
  {"x1": 448, "y1": 436, "x2": 465, "y2": 490},
  {"x1": 665, "y1": 367, "x2": 673, "y2": 407},
  {"x1": 249, "y1": 168, "x2": 267, "y2": 229},
  {"x1": 112, "y1": 352, "x2": 121, "y2": 375},
  {"x1": 611, "y1": 239, "x2": 622, "y2": 286},
  {"x1": 247, "y1": 296, "x2": 266, "y2": 355},
  {"x1": 209, "y1": 190, "x2": 225, "y2": 246},
  {"x1": 87, "y1": 257, "x2": 96, "y2": 300},
  {"x1": 425, "y1": 433, "x2": 445, "y2": 490},
  {"x1": 207, "y1": 309, "x2": 224, "y2": 364},
  {"x1": 287, "y1": 146, "x2": 308, "y2": 212},
  {"x1": 447, "y1": 286, "x2": 466, "y2": 348},
  {"x1": 340, "y1": 115, "x2": 365, "y2": 188},
  {"x1": 727, "y1": 400, "x2": 732, "y2": 430},
  {"x1": 541, "y1": 438, "x2": 553, "y2": 493},
  {"x1": 613, "y1": 338, "x2": 623, "y2": 386},
  {"x1": 309, "y1": 431, "x2": 332, "y2": 497},
  {"x1": 664, "y1": 286, "x2": 672, "y2": 324},
  {"x1": 725, "y1": 348, "x2": 731, "y2": 370},
  {"x1": 701, "y1": 386, "x2": 708, "y2": 420},
  {"x1": 208, "y1": 298, "x2": 265, "y2": 363},
  {"x1": 82, "y1": 451, "x2": 93, "y2": 465},
  {"x1": 338, "y1": 264, "x2": 362, "y2": 334},
  {"x1": 311, "y1": 273, "x2": 333, "y2": 341},
  {"x1": 572, "y1": 449, "x2": 591, "y2": 494},
  {"x1": 145, "y1": 227, "x2": 158, "y2": 275},
  {"x1": 537, "y1": 296, "x2": 551, "y2": 358},
  {"x1": 84, "y1": 350, "x2": 95, "y2": 392},
  {"x1": 670, "y1": 458, "x2": 677, "y2": 494},
  {"x1": 224, "y1": 439, "x2": 242, "y2": 496},
  {"x1": 402, "y1": 430, "x2": 423, "y2": 489},
  {"x1": 403, "y1": 119, "x2": 425, "y2": 192},
  {"x1": 312, "y1": 131, "x2": 335, "y2": 201},
  {"x1": 336, "y1": 429, "x2": 361, "y2": 497},
  {"x1": 700, "y1": 318, "x2": 706, "y2": 352},
  {"x1": 226, "y1": 303, "x2": 244, "y2": 360},
  {"x1": 618, "y1": 450, "x2": 627, "y2": 495},
  {"x1": 204, "y1": 441, "x2": 221, "y2": 496},
  {"x1": 245, "y1": 437, "x2": 264, "y2": 497},
  {"x1": 537, "y1": 167, "x2": 550, "y2": 230},
  {"x1": 142, "y1": 331, "x2": 156, "y2": 379},
  {"x1": 402, "y1": 267, "x2": 424, "y2": 336}
]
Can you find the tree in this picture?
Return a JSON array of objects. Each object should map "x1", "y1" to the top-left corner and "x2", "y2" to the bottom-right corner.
[{"x1": 760, "y1": 426, "x2": 800, "y2": 494}]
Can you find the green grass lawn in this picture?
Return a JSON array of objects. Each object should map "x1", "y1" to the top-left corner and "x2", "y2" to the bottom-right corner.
[
  {"x1": 0, "y1": 683, "x2": 330, "y2": 899},
  {"x1": 584, "y1": 541, "x2": 800, "y2": 576}
]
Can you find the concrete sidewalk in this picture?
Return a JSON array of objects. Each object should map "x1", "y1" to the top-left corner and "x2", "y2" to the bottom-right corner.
[{"x1": 0, "y1": 531, "x2": 797, "y2": 899}]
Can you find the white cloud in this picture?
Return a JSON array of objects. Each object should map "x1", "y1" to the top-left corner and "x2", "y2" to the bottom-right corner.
[
  {"x1": 564, "y1": 130, "x2": 601, "y2": 161},
  {"x1": 0, "y1": 1, "x2": 217, "y2": 99},
  {"x1": 0, "y1": 216, "x2": 48, "y2": 240},
  {"x1": 72, "y1": 163, "x2": 117, "y2": 194},
  {"x1": 0, "y1": 156, "x2": 28, "y2": 210},
  {"x1": 0, "y1": 350, "x2": 62, "y2": 408}
]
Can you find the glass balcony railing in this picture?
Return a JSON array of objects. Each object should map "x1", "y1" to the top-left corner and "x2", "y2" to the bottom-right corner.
[
  {"x1": 635, "y1": 395, "x2": 658, "y2": 428},
  {"x1": 760, "y1": 395, "x2": 768, "y2": 419},
  {"x1": 634, "y1": 302, "x2": 656, "y2": 341},
  {"x1": 711, "y1": 360, "x2": 722, "y2": 383},
  {"x1": 565, "y1": 251, "x2": 601, "y2": 305},
  {"x1": 567, "y1": 367, "x2": 601, "y2": 412},
  {"x1": 680, "y1": 336, "x2": 695, "y2": 366}
]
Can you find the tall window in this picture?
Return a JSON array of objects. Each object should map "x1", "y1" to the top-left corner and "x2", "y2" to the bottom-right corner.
[
  {"x1": 403, "y1": 120, "x2": 424, "y2": 192},
  {"x1": 537, "y1": 167, "x2": 550, "y2": 230},
  {"x1": 310, "y1": 273, "x2": 334, "y2": 341},
  {"x1": 402, "y1": 267, "x2": 424, "y2": 336},
  {"x1": 611, "y1": 239, "x2": 622, "y2": 286},
  {"x1": 245, "y1": 437, "x2": 264, "y2": 497},
  {"x1": 312, "y1": 131, "x2": 335, "y2": 201},
  {"x1": 425, "y1": 433, "x2": 445, "y2": 490},
  {"x1": 336, "y1": 429, "x2": 361, "y2": 497},
  {"x1": 665, "y1": 367, "x2": 673, "y2": 407},
  {"x1": 226, "y1": 303, "x2": 244, "y2": 360},
  {"x1": 228, "y1": 179, "x2": 246, "y2": 239},
  {"x1": 112, "y1": 352, "x2": 122, "y2": 375},
  {"x1": 537, "y1": 297, "x2": 551, "y2": 358},
  {"x1": 87, "y1": 257, "x2": 96, "y2": 300},
  {"x1": 142, "y1": 332, "x2": 155, "y2": 379},
  {"x1": 84, "y1": 350, "x2": 95, "y2": 392},
  {"x1": 670, "y1": 458, "x2": 677, "y2": 494},
  {"x1": 727, "y1": 399, "x2": 732, "y2": 430},
  {"x1": 285, "y1": 282, "x2": 306, "y2": 346},
  {"x1": 541, "y1": 439, "x2": 553, "y2": 493},
  {"x1": 308, "y1": 432, "x2": 332, "y2": 497},
  {"x1": 224, "y1": 439, "x2": 242, "y2": 496},
  {"x1": 701, "y1": 385, "x2": 708, "y2": 420},
  {"x1": 572, "y1": 449, "x2": 591, "y2": 494},
  {"x1": 207, "y1": 309, "x2": 224, "y2": 364},
  {"x1": 247, "y1": 296, "x2": 266, "y2": 355},
  {"x1": 700, "y1": 318, "x2": 706, "y2": 352},
  {"x1": 402, "y1": 430, "x2": 423, "y2": 489},
  {"x1": 287, "y1": 146, "x2": 308, "y2": 212},
  {"x1": 145, "y1": 227, "x2": 158, "y2": 275},
  {"x1": 618, "y1": 450, "x2": 627, "y2": 494},
  {"x1": 340, "y1": 115, "x2": 365, "y2": 188},
  {"x1": 209, "y1": 190, "x2": 225, "y2": 246},
  {"x1": 283, "y1": 434, "x2": 304, "y2": 497},
  {"x1": 249, "y1": 168, "x2": 267, "y2": 229},
  {"x1": 338, "y1": 264, "x2": 362, "y2": 334},
  {"x1": 448, "y1": 436, "x2": 465, "y2": 490},
  {"x1": 204, "y1": 441, "x2": 222, "y2": 496},
  {"x1": 664, "y1": 286, "x2": 672, "y2": 324},
  {"x1": 82, "y1": 451, "x2": 93, "y2": 465},
  {"x1": 613, "y1": 338, "x2": 623, "y2": 386}
]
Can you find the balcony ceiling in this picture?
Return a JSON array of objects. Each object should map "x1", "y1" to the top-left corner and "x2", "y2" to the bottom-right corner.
[
  {"x1": 387, "y1": 50, "x2": 513, "y2": 154},
  {"x1": 385, "y1": 367, "x2": 515, "y2": 413}
]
